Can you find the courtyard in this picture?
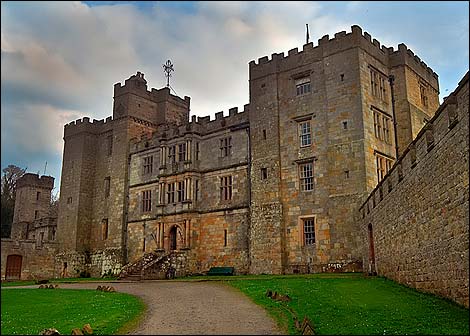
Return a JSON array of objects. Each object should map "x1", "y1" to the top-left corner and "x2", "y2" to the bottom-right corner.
[{"x1": 1, "y1": 274, "x2": 468, "y2": 335}]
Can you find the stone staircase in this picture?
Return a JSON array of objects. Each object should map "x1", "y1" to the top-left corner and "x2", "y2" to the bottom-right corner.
[{"x1": 119, "y1": 250, "x2": 189, "y2": 281}]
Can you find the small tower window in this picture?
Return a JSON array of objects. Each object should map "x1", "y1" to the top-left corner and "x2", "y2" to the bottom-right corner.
[
  {"x1": 261, "y1": 168, "x2": 268, "y2": 180},
  {"x1": 36, "y1": 192, "x2": 41, "y2": 200}
]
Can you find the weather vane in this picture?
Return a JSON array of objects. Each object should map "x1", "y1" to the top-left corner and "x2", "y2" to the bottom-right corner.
[{"x1": 163, "y1": 59, "x2": 174, "y2": 88}]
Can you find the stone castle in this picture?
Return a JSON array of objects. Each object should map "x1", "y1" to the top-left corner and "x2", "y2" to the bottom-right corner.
[{"x1": 2, "y1": 26, "x2": 468, "y2": 307}]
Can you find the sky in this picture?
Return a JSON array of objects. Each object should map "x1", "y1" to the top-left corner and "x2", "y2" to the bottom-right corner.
[{"x1": 1, "y1": 1, "x2": 469, "y2": 196}]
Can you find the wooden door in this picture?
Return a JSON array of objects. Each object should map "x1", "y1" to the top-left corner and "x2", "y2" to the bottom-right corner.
[{"x1": 5, "y1": 255, "x2": 22, "y2": 280}]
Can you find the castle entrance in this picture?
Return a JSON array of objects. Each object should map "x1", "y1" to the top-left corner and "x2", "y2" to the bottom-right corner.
[
  {"x1": 169, "y1": 226, "x2": 177, "y2": 250},
  {"x1": 5, "y1": 254, "x2": 22, "y2": 280}
]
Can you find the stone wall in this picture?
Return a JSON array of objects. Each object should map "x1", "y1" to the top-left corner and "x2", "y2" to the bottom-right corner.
[
  {"x1": 1, "y1": 239, "x2": 58, "y2": 280},
  {"x1": 360, "y1": 72, "x2": 469, "y2": 307}
]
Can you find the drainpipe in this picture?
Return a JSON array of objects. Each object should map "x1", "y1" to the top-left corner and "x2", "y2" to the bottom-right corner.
[{"x1": 388, "y1": 75, "x2": 399, "y2": 159}]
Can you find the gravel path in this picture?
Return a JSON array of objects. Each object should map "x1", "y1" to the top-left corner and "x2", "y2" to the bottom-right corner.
[{"x1": 5, "y1": 280, "x2": 281, "y2": 335}]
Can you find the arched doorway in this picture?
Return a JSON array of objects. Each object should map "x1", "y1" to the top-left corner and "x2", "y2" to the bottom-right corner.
[
  {"x1": 368, "y1": 224, "x2": 376, "y2": 275},
  {"x1": 6, "y1": 255, "x2": 22, "y2": 280},
  {"x1": 169, "y1": 226, "x2": 177, "y2": 251}
]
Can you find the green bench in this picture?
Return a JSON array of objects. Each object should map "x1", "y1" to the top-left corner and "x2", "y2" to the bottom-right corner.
[{"x1": 206, "y1": 267, "x2": 234, "y2": 276}]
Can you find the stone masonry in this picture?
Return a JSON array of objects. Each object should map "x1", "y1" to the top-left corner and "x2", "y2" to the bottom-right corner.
[
  {"x1": 360, "y1": 72, "x2": 469, "y2": 307},
  {"x1": 2, "y1": 26, "x2": 467, "y2": 309},
  {"x1": 1, "y1": 174, "x2": 58, "y2": 280}
]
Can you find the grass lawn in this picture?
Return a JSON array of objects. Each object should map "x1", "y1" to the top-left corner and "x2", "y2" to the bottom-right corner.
[
  {"x1": 224, "y1": 273, "x2": 469, "y2": 335},
  {"x1": 1, "y1": 276, "x2": 118, "y2": 287},
  {"x1": 0, "y1": 288, "x2": 145, "y2": 335}
]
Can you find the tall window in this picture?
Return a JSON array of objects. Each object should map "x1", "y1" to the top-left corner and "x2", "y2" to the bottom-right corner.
[
  {"x1": 167, "y1": 183, "x2": 175, "y2": 204},
  {"x1": 178, "y1": 143, "x2": 186, "y2": 162},
  {"x1": 195, "y1": 180, "x2": 199, "y2": 201},
  {"x1": 299, "y1": 121, "x2": 312, "y2": 147},
  {"x1": 299, "y1": 162, "x2": 314, "y2": 191},
  {"x1": 34, "y1": 210, "x2": 39, "y2": 219},
  {"x1": 177, "y1": 181, "x2": 185, "y2": 202},
  {"x1": 168, "y1": 145, "x2": 176, "y2": 163},
  {"x1": 142, "y1": 190, "x2": 152, "y2": 212},
  {"x1": 373, "y1": 108, "x2": 392, "y2": 144},
  {"x1": 370, "y1": 67, "x2": 387, "y2": 101},
  {"x1": 195, "y1": 142, "x2": 200, "y2": 160},
  {"x1": 104, "y1": 177, "x2": 110, "y2": 198},
  {"x1": 261, "y1": 168, "x2": 268, "y2": 180},
  {"x1": 420, "y1": 84, "x2": 428, "y2": 107},
  {"x1": 296, "y1": 77, "x2": 311, "y2": 96},
  {"x1": 375, "y1": 153, "x2": 393, "y2": 183},
  {"x1": 143, "y1": 156, "x2": 153, "y2": 174},
  {"x1": 102, "y1": 219, "x2": 108, "y2": 240},
  {"x1": 36, "y1": 192, "x2": 40, "y2": 200},
  {"x1": 220, "y1": 137, "x2": 232, "y2": 157},
  {"x1": 220, "y1": 176, "x2": 233, "y2": 201},
  {"x1": 107, "y1": 134, "x2": 113, "y2": 156},
  {"x1": 303, "y1": 218, "x2": 315, "y2": 245}
]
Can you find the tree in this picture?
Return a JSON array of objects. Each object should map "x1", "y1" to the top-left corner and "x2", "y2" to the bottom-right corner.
[{"x1": 1, "y1": 165, "x2": 26, "y2": 238}]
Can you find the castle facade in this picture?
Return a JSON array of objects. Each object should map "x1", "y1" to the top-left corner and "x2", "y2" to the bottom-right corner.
[{"x1": 2, "y1": 26, "x2": 467, "y2": 307}]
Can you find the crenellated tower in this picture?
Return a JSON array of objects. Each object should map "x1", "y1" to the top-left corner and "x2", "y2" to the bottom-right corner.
[
  {"x1": 247, "y1": 25, "x2": 440, "y2": 274},
  {"x1": 11, "y1": 174, "x2": 54, "y2": 240},
  {"x1": 57, "y1": 72, "x2": 190, "y2": 276}
]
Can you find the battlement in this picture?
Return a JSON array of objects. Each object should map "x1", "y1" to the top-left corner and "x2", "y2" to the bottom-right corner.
[
  {"x1": 64, "y1": 116, "x2": 114, "y2": 138},
  {"x1": 114, "y1": 72, "x2": 190, "y2": 107},
  {"x1": 130, "y1": 103, "x2": 250, "y2": 152},
  {"x1": 360, "y1": 71, "x2": 468, "y2": 214},
  {"x1": 249, "y1": 25, "x2": 438, "y2": 84},
  {"x1": 16, "y1": 173, "x2": 54, "y2": 190}
]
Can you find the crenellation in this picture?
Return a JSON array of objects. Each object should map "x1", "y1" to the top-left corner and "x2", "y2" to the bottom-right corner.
[
  {"x1": 258, "y1": 56, "x2": 269, "y2": 64},
  {"x1": 334, "y1": 31, "x2": 347, "y2": 39},
  {"x1": 288, "y1": 47, "x2": 299, "y2": 56},
  {"x1": 351, "y1": 24, "x2": 362, "y2": 36},
  {"x1": 5, "y1": 28, "x2": 466, "y2": 310},
  {"x1": 229, "y1": 107, "x2": 238, "y2": 116},
  {"x1": 361, "y1": 72, "x2": 468, "y2": 307},
  {"x1": 302, "y1": 42, "x2": 314, "y2": 51},
  {"x1": 318, "y1": 34, "x2": 329, "y2": 45}
]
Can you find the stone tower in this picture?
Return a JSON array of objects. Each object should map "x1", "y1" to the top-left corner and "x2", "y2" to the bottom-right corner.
[
  {"x1": 248, "y1": 25, "x2": 439, "y2": 274},
  {"x1": 11, "y1": 173, "x2": 54, "y2": 240},
  {"x1": 57, "y1": 72, "x2": 190, "y2": 276}
]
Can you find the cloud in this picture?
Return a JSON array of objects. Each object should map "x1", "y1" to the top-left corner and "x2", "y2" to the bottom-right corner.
[{"x1": 1, "y1": 1, "x2": 468, "y2": 184}]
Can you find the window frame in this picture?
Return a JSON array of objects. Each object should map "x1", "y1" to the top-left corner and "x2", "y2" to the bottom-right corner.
[
  {"x1": 295, "y1": 77, "x2": 311, "y2": 96},
  {"x1": 299, "y1": 216, "x2": 316, "y2": 247},
  {"x1": 178, "y1": 143, "x2": 186, "y2": 162},
  {"x1": 375, "y1": 152, "x2": 394, "y2": 183},
  {"x1": 299, "y1": 161, "x2": 314, "y2": 191},
  {"x1": 220, "y1": 137, "x2": 232, "y2": 158},
  {"x1": 298, "y1": 121, "x2": 312, "y2": 147},
  {"x1": 220, "y1": 175, "x2": 233, "y2": 201},
  {"x1": 141, "y1": 190, "x2": 152, "y2": 212},
  {"x1": 142, "y1": 155, "x2": 153, "y2": 175}
]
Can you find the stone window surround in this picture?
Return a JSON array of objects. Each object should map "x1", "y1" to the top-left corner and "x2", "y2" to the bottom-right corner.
[
  {"x1": 372, "y1": 106, "x2": 392, "y2": 144},
  {"x1": 298, "y1": 120, "x2": 312, "y2": 147},
  {"x1": 142, "y1": 155, "x2": 153, "y2": 175},
  {"x1": 220, "y1": 175, "x2": 233, "y2": 201},
  {"x1": 141, "y1": 189, "x2": 152, "y2": 212},
  {"x1": 374, "y1": 150, "x2": 394, "y2": 184},
  {"x1": 368, "y1": 64, "x2": 388, "y2": 102},
  {"x1": 298, "y1": 161, "x2": 314, "y2": 191},
  {"x1": 220, "y1": 136, "x2": 232, "y2": 158},
  {"x1": 298, "y1": 215, "x2": 316, "y2": 247}
]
